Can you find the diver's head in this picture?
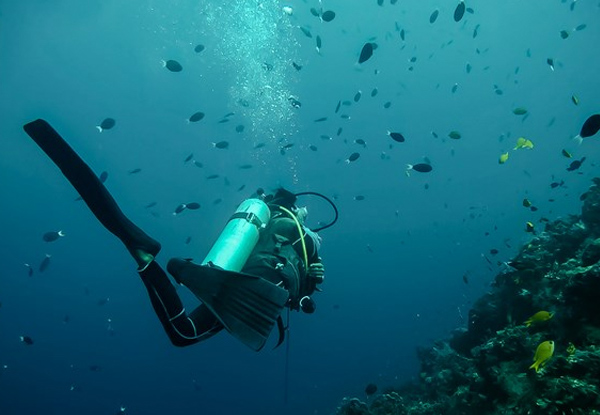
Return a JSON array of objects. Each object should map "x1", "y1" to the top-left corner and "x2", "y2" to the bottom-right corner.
[{"x1": 267, "y1": 187, "x2": 297, "y2": 209}]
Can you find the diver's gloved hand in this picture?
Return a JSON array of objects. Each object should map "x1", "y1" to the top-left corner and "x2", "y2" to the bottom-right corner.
[{"x1": 307, "y1": 263, "x2": 325, "y2": 284}]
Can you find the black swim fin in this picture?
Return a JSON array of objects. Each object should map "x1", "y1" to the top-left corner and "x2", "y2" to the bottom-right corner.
[
  {"x1": 167, "y1": 258, "x2": 289, "y2": 351},
  {"x1": 22, "y1": 119, "x2": 161, "y2": 264}
]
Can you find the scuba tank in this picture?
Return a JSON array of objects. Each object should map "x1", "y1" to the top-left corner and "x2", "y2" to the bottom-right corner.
[{"x1": 201, "y1": 198, "x2": 270, "y2": 272}]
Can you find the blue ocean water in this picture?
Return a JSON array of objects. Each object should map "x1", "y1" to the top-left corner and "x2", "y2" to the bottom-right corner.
[{"x1": 1, "y1": 1, "x2": 598, "y2": 414}]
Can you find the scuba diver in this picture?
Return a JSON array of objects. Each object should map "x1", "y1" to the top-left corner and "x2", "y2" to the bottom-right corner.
[{"x1": 23, "y1": 119, "x2": 336, "y2": 351}]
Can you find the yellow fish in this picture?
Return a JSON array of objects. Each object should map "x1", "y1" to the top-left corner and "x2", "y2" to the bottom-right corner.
[
  {"x1": 561, "y1": 149, "x2": 573, "y2": 158},
  {"x1": 499, "y1": 152, "x2": 509, "y2": 164},
  {"x1": 524, "y1": 311, "x2": 554, "y2": 327},
  {"x1": 529, "y1": 340, "x2": 554, "y2": 372},
  {"x1": 526, "y1": 222, "x2": 535, "y2": 233},
  {"x1": 514, "y1": 137, "x2": 534, "y2": 150}
]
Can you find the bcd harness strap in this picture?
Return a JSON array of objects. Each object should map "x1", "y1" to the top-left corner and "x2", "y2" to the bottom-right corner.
[{"x1": 229, "y1": 211, "x2": 266, "y2": 229}]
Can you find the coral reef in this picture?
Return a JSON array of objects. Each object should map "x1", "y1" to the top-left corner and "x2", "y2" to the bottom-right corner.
[{"x1": 336, "y1": 178, "x2": 600, "y2": 415}]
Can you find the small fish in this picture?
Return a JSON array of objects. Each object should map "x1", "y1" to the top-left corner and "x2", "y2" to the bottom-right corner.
[
  {"x1": 429, "y1": 9, "x2": 439, "y2": 24},
  {"x1": 340, "y1": 114, "x2": 351, "y2": 120},
  {"x1": 354, "y1": 139, "x2": 367, "y2": 147},
  {"x1": 354, "y1": 195, "x2": 365, "y2": 201},
  {"x1": 309, "y1": 144, "x2": 318, "y2": 151},
  {"x1": 96, "y1": 118, "x2": 116, "y2": 132},
  {"x1": 561, "y1": 149, "x2": 572, "y2": 158},
  {"x1": 235, "y1": 124, "x2": 245, "y2": 133},
  {"x1": 388, "y1": 131, "x2": 405, "y2": 143},
  {"x1": 354, "y1": 91, "x2": 362, "y2": 102},
  {"x1": 365, "y1": 383, "x2": 377, "y2": 396},
  {"x1": 314, "y1": 117, "x2": 328, "y2": 122},
  {"x1": 213, "y1": 141, "x2": 229, "y2": 149},
  {"x1": 451, "y1": 83, "x2": 459, "y2": 93},
  {"x1": 24, "y1": 263, "x2": 33, "y2": 277},
  {"x1": 454, "y1": 1, "x2": 466, "y2": 22},
  {"x1": 184, "y1": 153, "x2": 194, "y2": 163},
  {"x1": 566, "y1": 157, "x2": 586, "y2": 172},
  {"x1": 292, "y1": 62, "x2": 302, "y2": 71},
  {"x1": 185, "y1": 236, "x2": 192, "y2": 245},
  {"x1": 571, "y1": 95, "x2": 579, "y2": 106},
  {"x1": 345, "y1": 152, "x2": 360, "y2": 163},
  {"x1": 188, "y1": 112, "x2": 205, "y2": 122},
  {"x1": 128, "y1": 168, "x2": 142, "y2": 175},
  {"x1": 239, "y1": 164, "x2": 253, "y2": 169},
  {"x1": 173, "y1": 204, "x2": 187, "y2": 215},
  {"x1": 20, "y1": 336, "x2": 34, "y2": 345},
  {"x1": 97, "y1": 298, "x2": 110, "y2": 306},
  {"x1": 194, "y1": 44, "x2": 205, "y2": 53},
  {"x1": 514, "y1": 137, "x2": 534, "y2": 150},
  {"x1": 186, "y1": 202, "x2": 201, "y2": 210},
  {"x1": 575, "y1": 24, "x2": 586, "y2": 31},
  {"x1": 473, "y1": 24, "x2": 480, "y2": 38},
  {"x1": 310, "y1": 7, "x2": 320, "y2": 17},
  {"x1": 513, "y1": 107, "x2": 528, "y2": 116},
  {"x1": 254, "y1": 143, "x2": 266, "y2": 149},
  {"x1": 163, "y1": 59, "x2": 183, "y2": 72},
  {"x1": 316, "y1": 35, "x2": 322, "y2": 53},
  {"x1": 578, "y1": 114, "x2": 600, "y2": 139},
  {"x1": 524, "y1": 311, "x2": 554, "y2": 327},
  {"x1": 462, "y1": 274, "x2": 469, "y2": 284},
  {"x1": 550, "y1": 180, "x2": 564, "y2": 189},
  {"x1": 99, "y1": 171, "x2": 108, "y2": 183},
  {"x1": 529, "y1": 340, "x2": 554, "y2": 373},
  {"x1": 337, "y1": 127, "x2": 343, "y2": 136},
  {"x1": 370, "y1": 88, "x2": 378, "y2": 97},
  {"x1": 498, "y1": 152, "x2": 509, "y2": 164},
  {"x1": 406, "y1": 163, "x2": 433, "y2": 174},
  {"x1": 321, "y1": 10, "x2": 336, "y2": 22},
  {"x1": 383, "y1": 101, "x2": 392, "y2": 109},
  {"x1": 320, "y1": 135, "x2": 332, "y2": 141},
  {"x1": 522, "y1": 199, "x2": 532, "y2": 208},
  {"x1": 43, "y1": 230, "x2": 65, "y2": 242},
  {"x1": 466, "y1": 63, "x2": 472, "y2": 73},
  {"x1": 299, "y1": 26, "x2": 312, "y2": 38},
  {"x1": 547, "y1": 58, "x2": 555, "y2": 71},
  {"x1": 525, "y1": 222, "x2": 535, "y2": 233},
  {"x1": 490, "y1": 248, "x2": 499, "y2": 255},
  {"x1": 448, "y1": 131, "x2": 461, "y2": 140},
  {"x1": 193, "y1": 161, "x2": 203, "y2": 168},
  {"x1": 39, "y1": 254, "x2": 51, "y2": 273},
  {"x1": 145, "y1": 201, "x2": 157, "y2": 208},
  {"x1": 358, "y1": 42, "x2": 374, "y2": 64},
  {"x1": 560, "y1": 30, "x2": 570, "y2": 39},
  {"x1": 335, "y1": 100, "x2": 341, "y2": 113},
  {"x1": 206, "y1": 174, "x2": 220, "y2": 179}
]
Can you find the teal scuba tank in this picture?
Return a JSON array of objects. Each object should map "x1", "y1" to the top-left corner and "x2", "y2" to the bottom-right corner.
[{"x1": 201, "y1": 198, "x2": 271, "y2": 272}]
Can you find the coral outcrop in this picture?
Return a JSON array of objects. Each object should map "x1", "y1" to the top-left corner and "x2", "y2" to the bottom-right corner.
[{"x1": 336, "y1": 178, "x2": 600, "y2": 415}]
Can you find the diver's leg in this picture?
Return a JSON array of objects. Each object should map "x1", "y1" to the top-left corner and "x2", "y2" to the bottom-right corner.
[
  {"x1": 23, "y1": 119, "x2": 160, "y2": 266},
  {"x1": 140, "y1": 261, "x2": 223, "y2": 346}
]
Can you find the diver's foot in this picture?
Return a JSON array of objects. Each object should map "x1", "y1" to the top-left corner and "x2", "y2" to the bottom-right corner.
[
  {"x1": 127, "y1": 237, "x2": 161, "y2": 270},
  {"x1": 132, "y1": 249, "x2": 156, "y2": 271}
]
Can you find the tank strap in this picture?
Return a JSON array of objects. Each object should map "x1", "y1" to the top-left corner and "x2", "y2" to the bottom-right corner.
[{"x1": 229, "y1": 211, "x2": 266, "y2": 229}]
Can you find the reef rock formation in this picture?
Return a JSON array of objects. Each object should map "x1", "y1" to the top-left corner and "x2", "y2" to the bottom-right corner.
[{"x1": 336, "y1": 178, "x2": 600, "y2": 415}]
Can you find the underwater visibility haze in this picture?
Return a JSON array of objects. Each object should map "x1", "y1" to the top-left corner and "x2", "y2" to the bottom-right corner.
[{"x1": 1, "y1": 0, "x2": 600, "y2": 414}]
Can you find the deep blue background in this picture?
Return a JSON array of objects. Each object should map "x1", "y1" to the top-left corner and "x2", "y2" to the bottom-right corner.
[{"x1": 1, "y1": 1, "x2": 598, "y2": 414}]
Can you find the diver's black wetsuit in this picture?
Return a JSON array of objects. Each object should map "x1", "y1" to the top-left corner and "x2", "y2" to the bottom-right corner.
[
  {"x1": 139, "y1": 209, "x2": 321, "y2": 347},
  {"x1": 23, "y1": 119, "x2": 320, "y2": 348}
]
